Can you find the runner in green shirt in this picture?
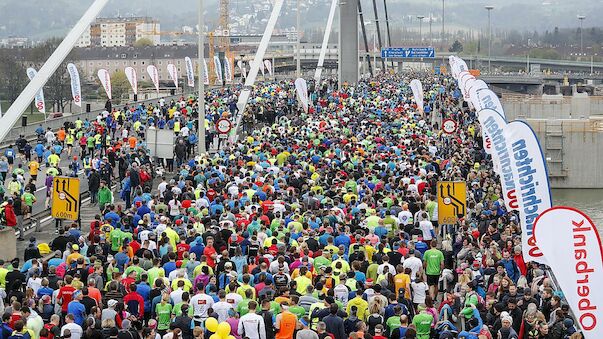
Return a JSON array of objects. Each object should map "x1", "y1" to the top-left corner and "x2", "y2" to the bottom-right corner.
[
  {"x1": 155, "y1": 295, "x2": 173, "y2": 332},
  {"x1": 289, "y1": 296, "x2": 306, "y2": 318},
  {"x1": 109, "y1": 228, "x2": 132, "y2": 252},
  {"x1": 423, "y1": 240, "x2": 445, "y2": 300},
  {"x1": 21, "y1": 189, "x2": 37, "y2": 208},
  {"x1": 386, "y1": 313, "x2": 402, "y2": 335},
  {"x1": 236, "y1": 298, "x2": 251, "y2": 316},
  {"x1": 412, "y1": 305, "x2": 434, "y2": 339}
]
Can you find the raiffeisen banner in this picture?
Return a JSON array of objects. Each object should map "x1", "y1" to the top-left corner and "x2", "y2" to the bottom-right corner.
[
  {"x1": 534, "y1": 207, "x2": 603, "y2": 338},
  {"x1": 410, "y1": 79, "x2": 424, "y2": 111},
  {"x1": 478, "y1": 109, "x2": 519, "y2": 212},
  {"x1": 504, "y1": 120, "x2": 552, "y2": 264}
]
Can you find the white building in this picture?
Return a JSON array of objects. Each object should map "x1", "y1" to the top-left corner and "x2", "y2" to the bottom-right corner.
[{"x1": 76, "y1": 17, "x2": 160, "y2": 48}]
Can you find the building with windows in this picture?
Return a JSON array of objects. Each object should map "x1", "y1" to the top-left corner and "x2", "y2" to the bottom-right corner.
[
  {"x1": 76, "y1": 17, "x2": 160, "y2": 48},
  {"x1": 74, "y1": 45, "x2": 198, "y2": 82}
]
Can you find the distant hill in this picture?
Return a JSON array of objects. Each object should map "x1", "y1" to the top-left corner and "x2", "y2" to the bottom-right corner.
[{"x1": 2, "y1": 0, "x2": 603, "y2": 40}]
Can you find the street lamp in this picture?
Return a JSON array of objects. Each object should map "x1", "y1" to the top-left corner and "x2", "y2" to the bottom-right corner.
[
  {"x1": 417, "y1": 15, "x2": 425, "y2": 45},
  {"x1": 485, "y1": 5, "x2": 494, "y2": 74},
  {"x1": 578, "y1": 15, "x2": 586, "y2": 58},
  {"x1": 441, "y1": 0, "x2": 445, "y2": 51},
  {"x1": 198, "y1": 0, "x2": 206, "y2": 154},
  {"x1": 295, "y1": 0, "x2": 301, "y2": 78}
]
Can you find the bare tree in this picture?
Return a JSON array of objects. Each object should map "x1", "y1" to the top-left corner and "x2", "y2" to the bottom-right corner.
[
  {"x1": 0, "y1": 49, "x2": 27, "y2": 104},
  {"x1": 28, "y1": 38, "x2": 78, "y2": 113}
]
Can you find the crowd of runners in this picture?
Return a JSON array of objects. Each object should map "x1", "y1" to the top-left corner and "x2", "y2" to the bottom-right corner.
[{"x1": 0, "y1": 73, "x2": 584, "y2": 339}]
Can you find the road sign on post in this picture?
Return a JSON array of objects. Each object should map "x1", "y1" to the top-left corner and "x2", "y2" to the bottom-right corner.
[
  {"x1": 216, "y1": 118, "x2": 232, "y2": 139},
  {"x1": 381, "y1": 47, "x2": 435, "y2": 59},
  {"x1": 51, "y1": 177, "x2": 81, "y2": 220},
  {"x1": 442, "y1": 119, "x2": 458, "y2": 134},
  {"x1": 437, "y1": 181, "x2": 467, "y2": 225}
]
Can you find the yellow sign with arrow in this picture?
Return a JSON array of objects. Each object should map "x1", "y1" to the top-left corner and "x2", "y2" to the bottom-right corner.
[
  {"x1": 51, "y1": 177, "x2": 81, "y2": 220},
  {"x1": 437, "y1": 181, "x2": 467, "y2": 225}
]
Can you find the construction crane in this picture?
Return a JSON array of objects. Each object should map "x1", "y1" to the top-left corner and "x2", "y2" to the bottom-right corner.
[
  {"x1": 140, "y1": 1, "x2": 233, "y2": 85},
  {"x1": 209, "y1": 0, "x2": 233, "y2": 84}
]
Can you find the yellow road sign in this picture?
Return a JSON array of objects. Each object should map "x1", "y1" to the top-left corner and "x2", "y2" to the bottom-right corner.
[
  {"x1": 51, "y1": 177, "x2": 81, "y2": 220},
  {"x1": 437, "y1": 181, "x2": 467, "y2": 225}
]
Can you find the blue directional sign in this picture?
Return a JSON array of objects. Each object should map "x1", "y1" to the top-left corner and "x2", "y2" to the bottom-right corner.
[{"x1": 381, "y1": 47, "x2": 435, "y2": 59}]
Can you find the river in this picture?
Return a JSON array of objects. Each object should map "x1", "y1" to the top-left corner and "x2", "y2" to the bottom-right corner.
[{"x1": 552, "y1": 189, "x2": 603, "y2": 228}]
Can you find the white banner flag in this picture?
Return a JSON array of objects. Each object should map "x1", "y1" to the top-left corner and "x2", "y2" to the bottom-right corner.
[
  {"x1": 147, "y1": 65, "x2": 160, "y2": 93},
  {"x1": 185, "y1": 57, "x2": 195, "y2": 87},
  {"x1": 97, "y1": 69, "x2": 112, "y2": 100},
  {"x1": 124, "y1": 67, "x2": 138, "y2": 95},
  {"x1": 478, "y1": 108, "x2": 519, "y2": 212},
  {"x1": 224, "y1": 58, "x2": 233, "y2": 83},
  {"x1": 503, "y1": 120, "x2": 552, "y2": 264},
  {"x1": 259, "y1": 60, "x2": 265, "y2": 77},
  {"x1": 294, "y1": 78, "x2": 308, "y2": 113},
  {"x1": 534, "y1": 207, "x2": 603, "y2": 338},
  {"x1": 27, "y1": 68, "x2": 46, "y2": 113},
  {"x1": 167, "y1": 63, "x2": 179, "y2": 89},
  {"x1": 264, "y1": 59, "x2": 273, "y2": 76},
  {"x1": 213, "y1": 56, "x2": 223, "y2": 83},
  {"x1": 202, "y1": 58, "x2": 209, "y2": 85},
  {"x1": 67, "y1": 63, "x2": 82, "y2": 107},
  {"x1": 468, "y1": 80, "x2": 498, "y2": 156},
  {"x1": 237, "y1": 60, "x2": 247, "y2": 79},
  {"x1": 410, "y1": 79, "x2": 424, "y2": 111}
]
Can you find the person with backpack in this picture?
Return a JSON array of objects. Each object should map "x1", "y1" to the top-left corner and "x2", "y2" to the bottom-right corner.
[{"x1": 7, "y1": 320, "x2": 32, "y2": 339}]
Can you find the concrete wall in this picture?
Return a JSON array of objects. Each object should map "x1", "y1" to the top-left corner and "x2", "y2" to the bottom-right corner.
[
  {"x1": 339, "y1": 0, "x2": 358, "y2": 85},
  {"x1": 502, "y1": 95, "x2": 603, "y2": 120},
  {"x1": 527, "y1": 118, "x2": 603, "y2": 188},
  {"x1": 0, "y1": 228, "x2": 17, "y2": 262}
]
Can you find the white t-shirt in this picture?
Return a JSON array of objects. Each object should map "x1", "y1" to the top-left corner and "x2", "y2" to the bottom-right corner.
[
  {"x1": 410, "y1": 281, "x2": 428, "y2": 304},
  {"x1": 403, "y1": 256, "x2": 423, "y2": 281},
  {"x1": 168, "y1": 199, "x2": 181, "y2": 216},
  {"x1": 398, "y1": 211, "x2": 413, "y2": 225},
  {"x1": 419, "y1": 220, "x2": 434, "y2": 241},
  {"x1": 61, "y1": 323, "x2": 83, "y2": 339},
  {"x1": 225, "y1": 292, "x2": 243, "y2": 308},
  {"x1": 170, "y1": 288, "x2": 185, "y2": 304},
  {"x1": 213, "y1": 300, "x2": 234, "y2": 322},
  {"x1": 189, "y1": 293, "x2": 215, "y2": 319}
]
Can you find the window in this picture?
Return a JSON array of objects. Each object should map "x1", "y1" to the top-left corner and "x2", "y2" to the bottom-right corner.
[
  {"x1": 133, "y1": 61, "x2": 137, "y2": 65},
  {"x1": 158, "y1": 61, "x2": 162, "y2": 65},
  {"x1": 142, "y1": 75, "x2": 146, "y2": 79},
  {"x1": 142, "y1": 61, "x2": 145, "y2": 65},
  {"x1": 121, "y1": 54, "x2": 126, "y2": 58},
  {"x1": 133, "y1": 54, "x2": 138, "y2": 58}
]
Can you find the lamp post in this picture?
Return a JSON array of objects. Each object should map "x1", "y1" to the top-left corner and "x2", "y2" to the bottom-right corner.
[
  {"x1": 417, "y1": 15, "x2": 425, "y2": 45},
  {"x1": 198, "y1": 0, "x2": 206, "y2": 154},
  {"x1": 485, "y1": 5, "x2": 494, "y2": 74},
  {"x1": 296, "y1": 0, "x2": 301, "y2": 77},
  {"x1": 441, "y1": 0, "x2": 445, "y2": 51},
  {"x1": 578, "y1": 15, "x2": 586, "y2": 58}
]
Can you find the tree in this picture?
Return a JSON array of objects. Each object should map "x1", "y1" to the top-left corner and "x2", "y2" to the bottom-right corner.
[
  {"x1": 29, "y1": 37, "x2": 78, "y2": 113},
  {"x1": 98, "y1": 70, "x2": 129, "y2": 103},
  {"x1": 134, "y1": 38, "x2": 154, "y2": 47},
  {"x1": 449, "y1": 40, "x2": 463, "y2": 53},
  {"x1": 0, "y1": 49, "x2": 27, "y2": 104}
]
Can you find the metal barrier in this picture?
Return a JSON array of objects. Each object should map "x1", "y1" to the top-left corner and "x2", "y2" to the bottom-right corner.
[{"x1": 1, "y1": 91, "x2": 194, "y2": 145}]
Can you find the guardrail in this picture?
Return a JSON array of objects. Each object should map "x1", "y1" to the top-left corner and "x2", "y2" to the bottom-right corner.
[{"x1": 0, "y1": 91, "x2": 195, "y2": 146}]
